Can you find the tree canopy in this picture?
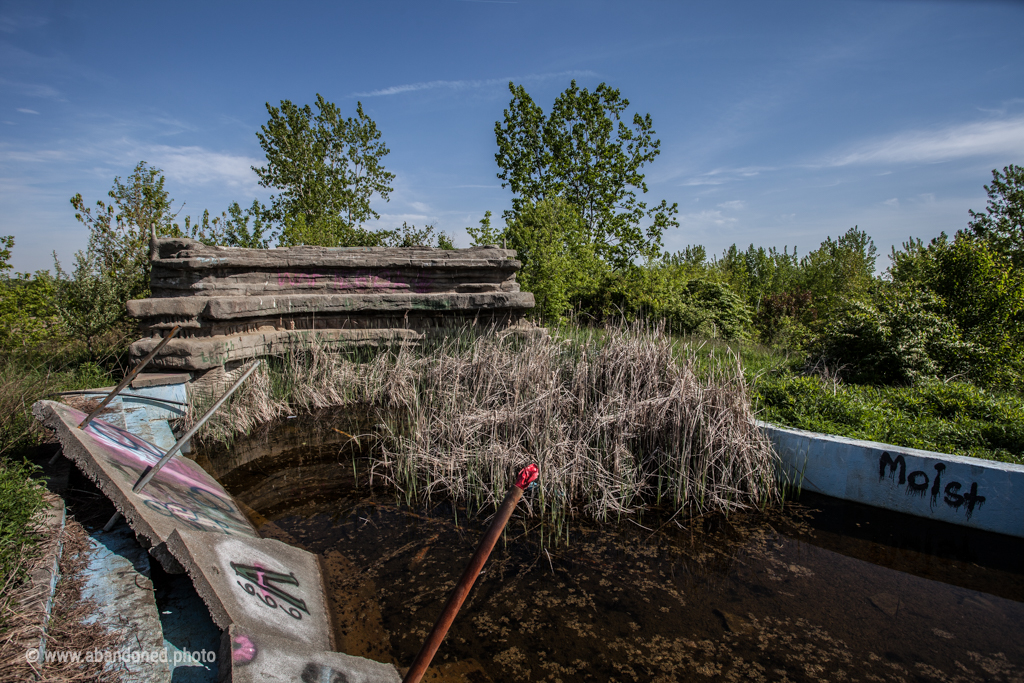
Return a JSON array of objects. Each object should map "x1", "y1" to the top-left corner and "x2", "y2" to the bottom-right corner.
[
  {"x1": 254, "y1": 94, "x2": 395, "y2": 247},
  {"x1": 495, "y1": 80, "x2": 678, "y2": 270}
]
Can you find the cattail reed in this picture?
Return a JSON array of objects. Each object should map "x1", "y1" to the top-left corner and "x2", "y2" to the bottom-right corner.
[{"x1": 190, "y1": 323, "x2": 781, "y2": 523}]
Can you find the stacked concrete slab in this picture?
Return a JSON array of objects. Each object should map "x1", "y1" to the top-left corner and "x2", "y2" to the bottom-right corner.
[
  {"x1": 126, "y1": 238, "x2": 535, "y2": 371},
  {"x1": 33, "y1": 401, "x2": 400, "y2": 681}
]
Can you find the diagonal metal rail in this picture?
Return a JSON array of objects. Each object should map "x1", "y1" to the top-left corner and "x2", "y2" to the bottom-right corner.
[
  {"x1": 131, "y1": 360, "x2": 262, "y2": 495},
  {"x1": 77, "y1": 326, "x2": 181, "y2": 430}
]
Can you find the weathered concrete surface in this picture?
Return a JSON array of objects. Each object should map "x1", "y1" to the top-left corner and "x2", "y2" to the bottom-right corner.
[
  {"x1": 132, "y1": 371, "x2": 193, "y2": 388},
  {"x1": 166, "y1": 528, "x2": 334, "y2": 651},
  {"x1": 131, "y1": 328, "x2": 425, "y2": 371},
  {"x1": 765, "y1": 422, "x2": 1024, "y2": 538},
  {"x1": 33, "y1": 400, "x2": 258, "y2": 572},
  {"x1": 13, "y1": 494, "x2": 65, "y2": 663},
  {"x1": 81, "y1": 523, "x2": 172, "y2": 683},
  {"x1": 127, "y1": 238, "x2": 536, "y2": 371},
  {"x1": 220, "y1": 625, "x2": 401, "y2": 683}
]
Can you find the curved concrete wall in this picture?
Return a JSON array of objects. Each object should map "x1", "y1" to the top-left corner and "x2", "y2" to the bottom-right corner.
[{"x1": 764, "y1": 422, "x2": 1024, "y2": 539}]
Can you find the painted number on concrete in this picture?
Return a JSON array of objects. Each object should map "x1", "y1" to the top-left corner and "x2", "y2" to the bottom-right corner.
[
  {"x1": 231, "y1": 562, "x2": 310, "y2": 620},
  {"x1": 878, "y1": 452, "x2": 986, "y2": 518}
]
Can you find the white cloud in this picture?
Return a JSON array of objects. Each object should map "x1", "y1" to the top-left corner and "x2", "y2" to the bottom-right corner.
[
  {"x1": 679, "y1": 210, "x2": 737, "y2": 228},
  {"x1": 829, "y1": 117, "x2": 1024, "y2": 166},
  {"x1": 353, "y1": 70, "x2": 597, "y2": 98},
  {"x1": 678, "y1": 166, "x2": 773, "y2": 187},
  {"x1": 16, "y1": 108, "x2": 38, "y2": 114},
  {"x1": 883, "y1": 198, "x2": 899, "y2": 207},
  {"x1": 140, "y1": 145, "x2": 261, "y2": 191},
  {"x1": 717, "y1": 200, "x2": 746, "y2": 211}
]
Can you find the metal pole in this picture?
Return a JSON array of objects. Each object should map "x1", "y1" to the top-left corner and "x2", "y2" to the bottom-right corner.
[
  {"x1": 77, "y1": 326, "x2": 181, "y2": 430},
  {"x1": 51, "y1": 390, "x2": 187, "y2": 407},
  {"x1": 131, "y1": 360, "x2": 262, "y2": 495},
  {"x1": 402, "y1": 464, "x2": 538, "y2": 683}
]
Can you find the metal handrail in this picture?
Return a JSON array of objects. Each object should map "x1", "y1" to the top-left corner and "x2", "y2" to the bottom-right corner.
[
  {"x1": 77, "y1": 326, "x2": 181, "y2": 430},
  {"x1": 131, "y1": 360, "x2": 262, "y2": 495}
]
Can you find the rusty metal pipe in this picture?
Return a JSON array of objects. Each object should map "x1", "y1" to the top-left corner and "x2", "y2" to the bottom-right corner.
[
  {"x1": 402, "y1": 464, "x2": 538, "y2": 683},
  {"x1": 77, "y1": 325, "x2": 180, "y2": 430}
]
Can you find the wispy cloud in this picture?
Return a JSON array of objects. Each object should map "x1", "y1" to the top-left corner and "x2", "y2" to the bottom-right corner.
[
  {"x1": 0, "y1": 14, "x2": 47, "y2": 34},
  {"x1": 829, "y1": 117, "x2": 1024, "y2": 166},
  {"x1": 353, "y1": 70, "x2": 597, "y2": 98},
  {"x1": 0, "y1": 77, "x2": 60, "y2": 99},
  {"x1": 717, "y1": 200, "x2": 746, "y2": 211},
  {"x1": 16, "y1": 108, "x2": 38, "y2": 115},
  {"x1": 679, "y1": 210, "x2": 737, "y2": 228},
  {"x1": 140, "y1": 145, "x2": 261, "y2": 190},
  {"x1": 678, "y1": 167, "x2": 774, "y2": 187}
]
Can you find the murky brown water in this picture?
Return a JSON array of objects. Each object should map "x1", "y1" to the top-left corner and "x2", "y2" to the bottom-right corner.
[{"x1": 196, "y1": 411, "x2": 1024, "y2": 682}]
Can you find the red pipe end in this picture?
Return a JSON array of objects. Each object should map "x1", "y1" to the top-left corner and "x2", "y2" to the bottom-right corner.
[{"x1": 513, "y1": 464, "x2": 539, "y2": 490}]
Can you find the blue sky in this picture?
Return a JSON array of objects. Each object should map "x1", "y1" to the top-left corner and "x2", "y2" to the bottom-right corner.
[{"x1": 2, "y1": 0, "x2": 1023, "y2": 273}]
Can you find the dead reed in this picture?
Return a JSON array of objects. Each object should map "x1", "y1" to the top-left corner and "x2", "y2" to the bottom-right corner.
[{"x1": 195, "y1": 324, "x2": 780, "y2": 527}]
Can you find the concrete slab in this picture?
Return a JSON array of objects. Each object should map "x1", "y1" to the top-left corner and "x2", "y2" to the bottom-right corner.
[
  {"x1": 33, "y1": 400, "x2": 258, "y2": 572},
  {"x1": 220, "y1": 625, "x2": 400, "y2": 683},
  {"x1": 166, "y1": 528, "x2": 334, "y2": 651},
  {"x1": 133, "y1": 372, "x2": 193, "y2": 388},
  {"x1": 82, "y1": 523, "x2": 171, "y2": 683},
  {"x1": 764, "y1": 422, "x2": 1024, "y2": 538}
]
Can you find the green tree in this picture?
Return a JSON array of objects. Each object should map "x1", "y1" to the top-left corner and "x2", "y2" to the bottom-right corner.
[
  {"x1": 0, "y1": 237, "x2": 58, "y2": 351},
  {"x1": 968, "y1": 164, "x2": 1024, "y2": 267},
  {"x1": 466, "y1": 211, "x2": 503, "y2": 246},
  {"x1": 67, "y1": 161, "x2": 181, "y2": 303},
  {"x1": 495, "y1": 81, "x2": 678, "y2": 270},
  {"x1": 505, "y1": 198, "x2": 601, "y2": 322},
  {"x1": 254, "y1": 95, "x2": 395, "y2": 247}
]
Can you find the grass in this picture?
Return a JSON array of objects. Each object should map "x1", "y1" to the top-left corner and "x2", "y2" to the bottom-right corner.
[
  {"x1": 196, "y1": 323, "x2": 783, "y2": 531},
  {"x1": 752, "y1": 374, "x2": 1024, "y2": 465}
]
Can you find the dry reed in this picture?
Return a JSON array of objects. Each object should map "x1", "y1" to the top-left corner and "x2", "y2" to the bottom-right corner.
[{"x1": 194, "y1": 323, "x2": 780, "y2": 526}]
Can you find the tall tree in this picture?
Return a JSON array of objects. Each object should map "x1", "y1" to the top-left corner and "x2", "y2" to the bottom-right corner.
[
  {"x1": 67, "y1": 161, "x2": 180, "y2": 303},
  {"x1": 495, "y1": 80, "x2": 678, "y2": 269},
  {"x1": 254, "y1": 95, "x2": 395, "y2": 247},
  {"x1": 968, "y1": 164, "x2": 1024, "y2": 267}
]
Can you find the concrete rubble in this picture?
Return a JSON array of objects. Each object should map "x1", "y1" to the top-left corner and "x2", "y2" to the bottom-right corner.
[
  {"x1": 34, "y1": 398, "x2": 403, "y2": 682},
  {"x1": 127, "y1": 238, "x2": 536, "y2": 372}
]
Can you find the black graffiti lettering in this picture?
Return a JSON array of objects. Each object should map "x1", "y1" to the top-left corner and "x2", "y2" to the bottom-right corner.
[
  {"x1": 944, "y1": 482, "x2": 964, "y2": 509},
  {"x1": 930, "y1": 463, "x2": 945, "y2": 506},
  {"x1": 231, "y1": 563, "x2": 310, "y2": 616},
  {"x1": 879, "y1": 452, "x2": 906, "y2": 484},
  {"x1": 907, "y1": 471, "x2": 929, "y2": 495},
  {"x1": 963, "y1": 482, "x2": 986, "y2": 519}
]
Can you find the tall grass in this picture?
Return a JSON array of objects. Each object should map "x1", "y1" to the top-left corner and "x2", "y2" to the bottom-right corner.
[{"x1": 199, "y1": 324, "x2": 781, "y2": 526}]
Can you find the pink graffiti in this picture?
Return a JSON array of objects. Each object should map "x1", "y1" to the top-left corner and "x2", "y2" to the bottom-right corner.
[
  {"x1": 275, "y1": 269, "x2": 433, "y2": 294},
  {"x1": 56, "y1": 404, "x2": 254, "y2": 536},
  {"x1": 231, "y1": 634, "x2": 257, "y2": 665}
]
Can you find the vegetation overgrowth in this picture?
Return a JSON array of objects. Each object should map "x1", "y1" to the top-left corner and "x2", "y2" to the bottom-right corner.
[
  {"x1": 192, "y1": 325, "x2": 781, "y2": 534},
  {"x1": 0, "y1": 81, "x2": 1020, "y2": 632}
]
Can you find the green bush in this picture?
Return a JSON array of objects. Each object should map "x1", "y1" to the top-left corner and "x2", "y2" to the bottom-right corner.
[
  {"x1": 812, "y1": 281, "x2": 980, "y2": 385},
  {"x1": 754, "y1": 375, "x2": 1024, "y2": 464},
  {"x1": 0, "y1": 459, "x2": 46, "y2": 590}
]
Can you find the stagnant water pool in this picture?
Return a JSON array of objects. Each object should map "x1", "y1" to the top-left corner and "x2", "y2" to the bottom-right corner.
[{"x1": 195, "y1": 412, "x2": 1024, "y2": 682}]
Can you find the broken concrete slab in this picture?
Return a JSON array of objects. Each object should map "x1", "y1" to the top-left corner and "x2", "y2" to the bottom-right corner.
[
  {"x1": 33, "y1": 400, "x2": 258, "y2": 572},
  {"x1": 220, "y1": 625, "x2": 400, "y2": 683},
  {"x1": 127, "y1": 238, "x2": 536, "y2": 371},
  {"x1": 132, "y1": 372, "x2": 193, "y2": 389},
  {"x1": 166, "y1": 528, "x2": 334, "y2": 651},
  {"x1": 82, "y1": 523, "x2": 172, "y2": 683}
]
